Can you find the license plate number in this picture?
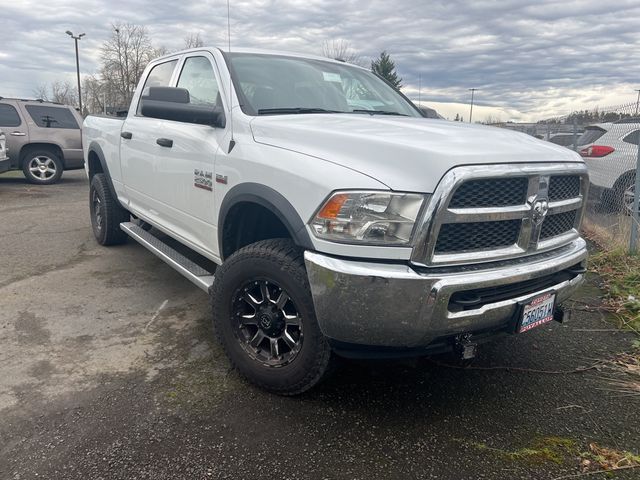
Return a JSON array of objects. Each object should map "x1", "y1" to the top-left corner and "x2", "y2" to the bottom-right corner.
[{"x1": 519, "y1": 293, "x2": 555, "y2": 333}]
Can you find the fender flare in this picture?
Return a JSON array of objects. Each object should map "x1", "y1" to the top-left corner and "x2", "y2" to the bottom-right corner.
[
  {"x1": 87, "y1": 142, "x2": 121, "y2": 207},
  {"x1": 218, "y1": 183, "x2": 314, "y2": 259}
]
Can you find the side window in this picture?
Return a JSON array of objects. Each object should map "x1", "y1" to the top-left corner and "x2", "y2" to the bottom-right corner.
[
  {"x1": 622, "y1": 130, "x2": 640, "y2": 146},
  {"x1": 25, "y1": 105, "x2": 79, "y2": 129},
  {"x1": 137, "y1": 60, "x2": 178, "y2": 114},
  {"x1": 177, "y1": 56, "x2": 220, "y2": 107},
  {"x1": 0, "y1": 104, "x2": 21, "y2": 127}
]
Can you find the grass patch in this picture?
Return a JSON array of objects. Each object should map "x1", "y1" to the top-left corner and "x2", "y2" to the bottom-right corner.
[
  {"x1": 588, "y1": 247, "x2": 640, "y2": 333},
  {"x1": 583, "y1": 217, "x2": 632, "y2": 252},
  {"x1": 465, "y1": 437, "x2": 640, "y2": 474},
  {"x1": 467, "y1": 436, "x2": 579, "y2": 465},
  {"x1": 582, "y1": 443, "x2": 640, "y2": 473}
]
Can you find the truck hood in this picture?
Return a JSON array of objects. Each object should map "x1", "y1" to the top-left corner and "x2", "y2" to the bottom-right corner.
[{"x1": 250, "y1": 115, "x2": 583, "y2": 192}]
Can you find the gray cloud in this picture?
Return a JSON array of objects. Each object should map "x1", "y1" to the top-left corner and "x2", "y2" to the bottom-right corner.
[{"x1": 1, "y1": 0, "x2": 639, "y2": 120}]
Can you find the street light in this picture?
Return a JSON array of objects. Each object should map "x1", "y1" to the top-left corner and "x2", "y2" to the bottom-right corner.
[
  {"x1": 468, "y1": 88, "x2": 479, "y2": 123},
  {"x1": 635, "y1": 89, "x2": 640, "y2": 117},
  {"x1": 65, "y1": 30, "x2": 85, "y2": 114}
]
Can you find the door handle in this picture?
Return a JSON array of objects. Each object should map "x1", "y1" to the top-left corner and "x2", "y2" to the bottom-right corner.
[
  {"x1": 121, "y1": 131, "x2": 133, "y2": 140},
  {"x1": 156, "y1": 138, "x2": 173, "y2": 148},
  {"x1": 10, "y1": 132, "x2": 26, "y2": 136}
]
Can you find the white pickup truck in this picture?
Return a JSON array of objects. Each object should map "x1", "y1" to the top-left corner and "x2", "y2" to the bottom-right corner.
[{"x1": 83, "y1": 47, "x2": 589, "y2": 394}]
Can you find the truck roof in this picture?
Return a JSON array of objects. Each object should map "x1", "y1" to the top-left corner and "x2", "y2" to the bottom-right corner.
[{"x1": 152, "y1": 46, "x2": 368, "y2": 70}]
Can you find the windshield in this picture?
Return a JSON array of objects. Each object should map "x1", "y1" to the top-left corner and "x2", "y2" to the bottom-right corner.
[{"x1": 226, "y1": 52, "x2": 422, "y2": 117}]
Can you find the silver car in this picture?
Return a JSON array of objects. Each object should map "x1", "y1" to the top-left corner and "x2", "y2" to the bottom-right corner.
[{"x1": 0, "y1": 98, "x2": 84, "y2": 184}]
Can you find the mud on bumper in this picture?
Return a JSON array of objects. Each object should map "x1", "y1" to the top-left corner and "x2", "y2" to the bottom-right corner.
[{"x1": 304, "y1": 238, "x2": 587, "y2": 349}]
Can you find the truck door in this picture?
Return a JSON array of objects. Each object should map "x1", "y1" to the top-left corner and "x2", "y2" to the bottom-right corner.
[
  {"x1": 120, "y1": 58, "x2": 179, "y2": 224},
  {"x1": 150, "y1": 53, "x2": 227, "y2": 258},
  {"x1": 0, "y1": 101, "x2": 28, "y2": 167}
]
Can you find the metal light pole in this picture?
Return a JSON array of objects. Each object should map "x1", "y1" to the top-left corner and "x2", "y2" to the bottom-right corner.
[
  {"x1": 65, "y1": 31, "x2": 85, "y2": 114},
  {"x1": 635, "y1": 89, "x2": 640, "y2": 116},
  {"x1": 468, "y1": 88, "x2": 478, "y2": 123}
]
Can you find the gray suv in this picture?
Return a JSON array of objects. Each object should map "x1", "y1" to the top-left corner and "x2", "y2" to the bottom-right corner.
[{"x1": 0, "y1": 98, "x2": 84, "y2": 184}]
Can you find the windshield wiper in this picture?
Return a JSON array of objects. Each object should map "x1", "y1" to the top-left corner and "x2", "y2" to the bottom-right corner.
[
  {"x1": 351, "y1": 109, "x2": 409, "y2": 116},
  {"x1": 257, "y1": 107, "x2": 342, "y2": 115}
]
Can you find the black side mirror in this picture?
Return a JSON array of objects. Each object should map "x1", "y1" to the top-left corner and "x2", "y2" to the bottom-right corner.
[{"x1": 140, "y1": 87, "x2": 225, "y2": 128}]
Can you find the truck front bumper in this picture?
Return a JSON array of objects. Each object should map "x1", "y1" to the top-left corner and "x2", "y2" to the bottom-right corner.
[{"x1": 304, "y1": 238, "x2": 587, "y2": 349}]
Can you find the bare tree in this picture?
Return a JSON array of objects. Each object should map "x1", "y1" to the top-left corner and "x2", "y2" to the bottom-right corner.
[
  {"x1": 51, "y1": 81, "x2": 78, "y2": 105},
  {"x1": 321, "y1": 39, "x2": 362, "y2": 65},
  {"x1": 482, "y1": 114, "x2": 503, "y2": 125},
  {"x1": 82, "y1": 75, "x2": 106, "y2": 114},
  {"x1": 32, "y1": 81, "x2": 78, "y2": 105},
  {"x1": 184, "y1": 33, "x2": 205, "y2": 49},
  {"x1": 32, "y1": 84, "x2": 50, "y2": 101},
  {"x1": 153, "y1": 45, "x2": 170, "y2": 57},
  {"x1": 101, "y1": 23, "x2": 155, "y2": 109}
]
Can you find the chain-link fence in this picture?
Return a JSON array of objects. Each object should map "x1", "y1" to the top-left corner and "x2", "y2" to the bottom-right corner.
[{"x1": 493, "y1": 102, "x2": 640, "y2": 252}]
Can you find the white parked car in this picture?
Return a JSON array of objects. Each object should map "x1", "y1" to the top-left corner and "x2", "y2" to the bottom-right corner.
[
  {"x1": 83, "y1": 47, "x2": 589, "y2": 394},
  {"x1": 579, "y1": 120, "x2": 640, "y2": 212},
  {"x1": 0, "y1": 129, "x2": 9, "y2": 173}
]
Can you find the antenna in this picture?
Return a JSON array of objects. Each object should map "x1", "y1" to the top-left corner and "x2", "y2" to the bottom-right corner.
[{"x1": 227, "y1": 0, "x2": 235, "y2": 153}]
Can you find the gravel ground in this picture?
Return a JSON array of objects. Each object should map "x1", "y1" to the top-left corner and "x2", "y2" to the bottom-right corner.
[{"x1": 0, "y1": 170, "x2": 638, "y2": 479}]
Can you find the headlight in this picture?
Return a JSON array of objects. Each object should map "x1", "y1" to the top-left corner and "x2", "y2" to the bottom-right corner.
[{"x1": 310, "y1": 191, "x2": 426, "y2": 245}]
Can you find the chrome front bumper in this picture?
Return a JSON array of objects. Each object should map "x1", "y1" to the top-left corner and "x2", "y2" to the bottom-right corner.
[{"x1": 304, "y1": 238, "x2": 588, "y2": 348}]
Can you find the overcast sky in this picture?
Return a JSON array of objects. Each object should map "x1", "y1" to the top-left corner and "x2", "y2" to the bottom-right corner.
[{"x1": 1, "y1": 0, "x2": 639, "y2": 121}]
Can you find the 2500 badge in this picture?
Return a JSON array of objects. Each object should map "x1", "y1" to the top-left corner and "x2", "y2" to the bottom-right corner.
[{"x1": 194, "y1": 169, "x2": 213, "y2": 191}]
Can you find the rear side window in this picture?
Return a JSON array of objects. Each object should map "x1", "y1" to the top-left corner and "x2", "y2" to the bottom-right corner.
[
  {"x1": 622, "y1": 130, "x2": 640, "y2": 145},
  {"x1": 577, "y1": 127, "x2": 606, "y2": 146},
  {"x1": 138, "y1": 59, "x2": 178, "y2": 114},
  {"x1": 0, "y1": 103, "x2": 21, "y2": 127},
  {"x1": 25, "y1": 105, "x2": 79, "y2": 129}
]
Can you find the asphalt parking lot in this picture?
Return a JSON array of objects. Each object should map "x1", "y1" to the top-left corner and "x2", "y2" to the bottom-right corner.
[{"x1": 1, "y1": 170, "x2": 638, "y2": 479}]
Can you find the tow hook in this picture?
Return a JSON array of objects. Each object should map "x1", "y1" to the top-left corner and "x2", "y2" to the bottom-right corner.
[
  {"x1": 554, "y1": 305, "x2": 570, "y2": 324},
  {"x1": 454, "y1": 333, "x2": 478, "y2": 361}
]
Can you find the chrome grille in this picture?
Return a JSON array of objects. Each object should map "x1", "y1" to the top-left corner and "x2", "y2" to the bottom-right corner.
[
  {"x1": 540, "y1": 210, "x2": 577, "y2": 240},
  {"x1": 449, "y1": 177, "x2": 528, "y2": 208},
  {"x1": 435, "y1": 220, "x2": 520, "y2": 253},
  {"x1": 548, "y1": 175, "x2": 580, "y2": 201},
  {"x1": 410, "y1": 163, "x2": 589, "y2": 267}
]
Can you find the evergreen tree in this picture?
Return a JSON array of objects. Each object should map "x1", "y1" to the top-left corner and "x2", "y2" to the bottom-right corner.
[{"x1": 371, "y1": 51, "x2": 403, "y2": 90}]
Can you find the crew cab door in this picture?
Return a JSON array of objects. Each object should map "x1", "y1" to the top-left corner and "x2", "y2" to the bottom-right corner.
[
  {"x1": 151, "y1": 53, "x2": 227, "y2": 257},
  {"x1": 120, "y1": 58, "x2": 179, "y2": 224}
]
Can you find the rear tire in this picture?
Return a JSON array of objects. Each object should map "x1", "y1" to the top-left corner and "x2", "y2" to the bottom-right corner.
[
  {"x1": 22, "y1": 149, "x2": 63, "y2": 184},
  {"x1": 607, "y1": 173, "x2": 636, "y2": 215},
  {"x1": 210, "y1": 239, "x2": 333, "y2": 395},
  {"x1": 90, "y1": 173, "x2": 129, "y2": 245}
]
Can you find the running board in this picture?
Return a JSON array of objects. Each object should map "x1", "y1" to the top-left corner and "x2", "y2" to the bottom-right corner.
[{"x1": 120, "y1": 222, "x2": 215, "y2": 292}]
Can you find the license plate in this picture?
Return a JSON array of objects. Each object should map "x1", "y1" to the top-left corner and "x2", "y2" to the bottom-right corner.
[{"x1": 518, "y1": 293, "x2": 555, "y2": 333}]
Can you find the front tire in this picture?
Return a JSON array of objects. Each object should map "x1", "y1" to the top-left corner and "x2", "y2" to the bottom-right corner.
[
  {"x1": 22, "y1": 149, "x2": 63, "y2": 184},
  {"x1": 90, "y1": 173, "x2": 129, "y2": 245},
  {"x1": 210, "y1": 239, "x2": 333, "y2": 395}
]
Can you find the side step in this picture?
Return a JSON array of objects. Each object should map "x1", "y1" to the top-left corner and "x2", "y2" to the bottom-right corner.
[{"x1": 120, "y1": 222, "x2": 215, "y2": 292}]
